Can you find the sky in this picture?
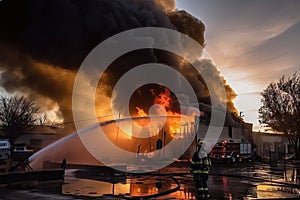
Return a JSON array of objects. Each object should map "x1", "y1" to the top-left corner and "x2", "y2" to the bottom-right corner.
[{"x1": 176, "y1": 0, "x2": 300, "y2": 130}]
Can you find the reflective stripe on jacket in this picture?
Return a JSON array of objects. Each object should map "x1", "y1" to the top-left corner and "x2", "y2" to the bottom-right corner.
[{"x1": 190, "y1": 150, "x2": 211, "y2": 174}]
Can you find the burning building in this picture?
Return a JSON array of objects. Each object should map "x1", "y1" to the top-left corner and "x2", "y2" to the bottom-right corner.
[
  {"x1": 0, "y1": 0, "x2": 239, "y2": 126},
  {"x1": 0, "y1": 0, "x2": 249, "y2": 169}
]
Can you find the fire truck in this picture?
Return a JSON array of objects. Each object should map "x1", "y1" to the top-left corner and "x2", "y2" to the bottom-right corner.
[{"x1": 210, "y1": 140, "x2": 253, "y2": 163}]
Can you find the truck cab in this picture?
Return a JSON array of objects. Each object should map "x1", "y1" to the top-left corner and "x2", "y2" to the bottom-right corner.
[{"x1": 211, "y1": 140, "x2": 253, "y2": 163}]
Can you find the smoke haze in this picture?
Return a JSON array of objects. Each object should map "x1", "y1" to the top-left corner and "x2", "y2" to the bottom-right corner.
[{"x1": 0, "y1": 0, "x2": 240, "y2": 132}]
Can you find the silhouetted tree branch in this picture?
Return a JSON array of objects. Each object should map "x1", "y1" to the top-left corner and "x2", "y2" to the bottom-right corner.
[
  {"x1": 259, "y1": 72, "x2": 300, "y2": 159},
  {"x1": 0, "y1": 96, "x2": 39, "y2": 144}
]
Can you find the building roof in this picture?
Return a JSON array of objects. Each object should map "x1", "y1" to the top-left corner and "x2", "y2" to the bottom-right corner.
[
  {"x1": 253, "y1": 131, "x2": 287, "y2": 137},
  {"x1": 22, "y1": 125, "x2": 61, "y2": 135}
]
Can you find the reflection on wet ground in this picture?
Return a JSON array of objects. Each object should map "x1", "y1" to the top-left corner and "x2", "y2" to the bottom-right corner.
[
  {"x1": 63, "y1": 175, "x2": 190, "y2": 199},
  {"x1": 1, "y1": 161, "x2": 300, "y2": 199},
  {"x1": 60, "y1": 161, "x2": 300, "y2": 200}
]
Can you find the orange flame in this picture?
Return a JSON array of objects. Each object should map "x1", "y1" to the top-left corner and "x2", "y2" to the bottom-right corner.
[
  {"x1": 135, "y1": 88, "x2": 180, "y2": 117},
  {"x1": 134, "y1": 88, "x2": 183, "y2": 135},
  {"x1": 169, "y1": 121, "x2": 181, "y2": 135},
  {"x1": 155, "y1": 88, "x2": 181, "y2": 134},
  {"x1": 154, "y1": 88, "x2": 171, "y2": 109},
  {"x1": 136, "y1": 107, "x2": 147, "y2": 117}
]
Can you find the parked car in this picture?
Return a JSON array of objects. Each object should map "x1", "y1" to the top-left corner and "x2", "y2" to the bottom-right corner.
[
  {"x1": 0, "y1": 139, "x2": 11, "y2": 161},
  {"x1": 13, "y1": 146, "x2": 33, "y2": 153}
]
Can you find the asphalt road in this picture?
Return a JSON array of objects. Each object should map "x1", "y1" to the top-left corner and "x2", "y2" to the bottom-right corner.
[{"x1": 1, "y1": 161, "x2": 300, "y2": 200}]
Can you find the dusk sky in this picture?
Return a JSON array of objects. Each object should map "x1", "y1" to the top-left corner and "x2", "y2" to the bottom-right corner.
[{"x1": 176, "y1": 0, "x2": 300, "y2": 130}]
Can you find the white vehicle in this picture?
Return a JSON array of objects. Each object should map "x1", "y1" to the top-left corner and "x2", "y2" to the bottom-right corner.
[
  {"x1": 13, "y1": 146, "x2": 33, "y2": 153},
  {"x1": 0, "y1": 139, "x2": 10, "y2": 150},
  {"x1": 0, "y1": 139, "x2": 11, "y2": 160}
]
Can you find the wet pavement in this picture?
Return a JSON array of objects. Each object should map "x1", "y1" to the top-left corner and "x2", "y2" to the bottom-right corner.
[{"x1": 1, "y1": 161, "x2": 300, "y2": 200}]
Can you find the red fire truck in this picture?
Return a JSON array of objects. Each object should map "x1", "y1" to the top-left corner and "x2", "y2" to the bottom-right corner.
[{"x1": 210, "y1": 140, "x2": 253, "y2": 163}]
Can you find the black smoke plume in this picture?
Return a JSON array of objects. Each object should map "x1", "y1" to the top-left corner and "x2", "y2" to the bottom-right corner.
[{"x1": 0, "y1": 0, "x2": 240, "y2": 130}]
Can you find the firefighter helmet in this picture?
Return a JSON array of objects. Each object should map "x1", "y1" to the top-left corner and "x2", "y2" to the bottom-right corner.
[{"x1": 197, "y1": 139, "x2": 204, "y2": 146}]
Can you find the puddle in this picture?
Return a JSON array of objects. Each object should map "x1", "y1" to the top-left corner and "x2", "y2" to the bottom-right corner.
[
  {"x1": 61, "y1": 165, "x2": 300, "y2": 199},
  {"x1": 62, "y1": 175, "x2": 185, "y2": 198},
  {"x1": 256, "y1": 183, "x2": 300, "y2": 198},
  {"x1": 63, "y1": 177, "x2": 130, "y2": 197}
]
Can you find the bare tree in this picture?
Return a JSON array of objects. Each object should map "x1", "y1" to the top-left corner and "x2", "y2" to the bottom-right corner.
[
  {"x1": 0, "y1": 96, "x2": 39, "y2": 144},
  {"x1": 259, "y1": 72, "x2": 300, "y2": 159},
  {"x1": 38, "y1": 113, "x2": 48, "y2": 126}
]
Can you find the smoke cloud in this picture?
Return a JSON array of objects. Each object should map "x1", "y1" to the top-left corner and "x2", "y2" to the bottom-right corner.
[{"x1": 0, "y1": 0, "x2": 240, "y2": 131}]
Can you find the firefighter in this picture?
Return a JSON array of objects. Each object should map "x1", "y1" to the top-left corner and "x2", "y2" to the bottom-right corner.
[
  {"x1": 61, "y1": 158, "x2": 67, "y2": 181},
  {"x1": 190, "y1": 140, "x2": 212, "y2": 199}
]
